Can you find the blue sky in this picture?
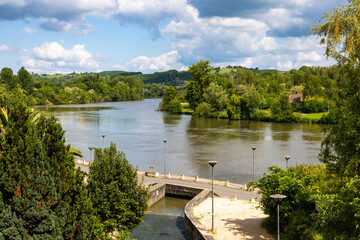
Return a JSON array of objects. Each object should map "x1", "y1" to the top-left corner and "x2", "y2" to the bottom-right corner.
[{"x1": 0, "y1": 0, "x2": 347, "y2": 74}]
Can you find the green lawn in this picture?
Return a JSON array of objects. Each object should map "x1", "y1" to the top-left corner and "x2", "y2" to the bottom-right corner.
[{"x1": 296, "y1": 112, "x2": 328, "y2": 122}]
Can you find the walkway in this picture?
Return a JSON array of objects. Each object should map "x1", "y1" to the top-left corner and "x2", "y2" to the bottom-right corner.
[
  {"x1": 76, "y1": 161, "x2": 271, "y2": 239},
  {"x1": 76, "y1": 160, "x2": 258, "y2": 201}
]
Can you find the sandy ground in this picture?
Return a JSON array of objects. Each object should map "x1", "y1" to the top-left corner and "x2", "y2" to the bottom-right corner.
[{"x1": 193, "y1": 197, "x2": 274, "y2": 240}]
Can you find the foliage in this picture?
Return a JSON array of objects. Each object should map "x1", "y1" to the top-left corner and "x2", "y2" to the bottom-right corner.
[
  {"x1": 87, "y1": 143, "x2": 149, "y2": 239},
  {"x1": 203, "y1": 82, "x2": 228, "y2": 111},
  {"x1": 254, "y1": 165, "x2": 327, "y2": 239},
  {"x1": 185, "y1": 60, "x2": 214, "y2": 110},
  {"x1": 0, "y1": 100, "x2": 93, "y2": 239},
  {"x1": 271, "y1": 94, "x2": 296, "y2": 122},
  {"x1": 310, "y1": 0, "x2": 360, "y2": 67},
  {"x1": 193, "y1": 102, "x2": 214, "y2": 118}
]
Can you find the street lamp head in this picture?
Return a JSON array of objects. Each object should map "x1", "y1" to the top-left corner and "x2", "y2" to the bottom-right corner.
[
  {"x1": 270, "y1": 194, "x2": 287, "y2": 204},
  {"x1": 252, "y1": 147, "x2": 256, "y2": 151},
  {"x1": 163, "y1": 139, "x2": 167, "y2": 143},
  {"x1": 284, "y1": 156, "x2": 291, "y2": 161},
  {"x1": 88, "y1": 147, "x2": 94, "y2": 151},
  {"x1": 101, "y1": 134, "x2": 106, "y2": 138},
  {"x1": 208, "y1": 161, "x2": 218, "y2": 167}
]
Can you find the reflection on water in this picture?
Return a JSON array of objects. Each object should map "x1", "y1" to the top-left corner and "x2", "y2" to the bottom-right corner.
[
  {"x1": 130, "y1": 197, "x2": 190, "y2": 240},
  {"x1": 34, "y1": 99, "x2": 327, "y2": 183}
]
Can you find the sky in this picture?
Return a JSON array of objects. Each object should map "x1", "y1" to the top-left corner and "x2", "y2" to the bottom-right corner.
[{"x1": 0, "y1": 0, "x2": 347, "y2": 74}]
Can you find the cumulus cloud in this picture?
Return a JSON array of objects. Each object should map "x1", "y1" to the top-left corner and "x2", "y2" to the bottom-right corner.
[
  {"x1": 0, "y1": 44, "x2": 14, "y2": 52},
  {"x1": 115, "y1": 51, "x2": 186, "y2": 73},
  {"x1": 113, "y1": 0, "x2": 198, "y2": 37},
  {"x1": 162, "y1": 15, "x2": 269, "y2": 65},
  {"x1": 19, "y1": 41, "x2": 99, "y2": 73}
]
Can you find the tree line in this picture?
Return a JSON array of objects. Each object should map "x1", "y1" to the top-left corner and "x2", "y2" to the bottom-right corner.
[
  {"x1": 0, "y1": 67, "x2": 144, "y2": 106},
  {"x1": 159, "y1": 61, "x2": 343, "y2": 123}
]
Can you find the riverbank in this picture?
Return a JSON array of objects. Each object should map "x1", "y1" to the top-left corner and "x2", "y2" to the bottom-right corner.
[{"x1": 193, "y1": 196, "x2": 273, "y2": 240}]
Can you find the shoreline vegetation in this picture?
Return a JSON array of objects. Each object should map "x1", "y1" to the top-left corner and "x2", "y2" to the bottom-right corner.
[
  {"x1": 158, "y1": 60, "x2": 339, "y2": 124},
  {"x1": 1, "y1": 63, "x2": 339, "y2": 124}
]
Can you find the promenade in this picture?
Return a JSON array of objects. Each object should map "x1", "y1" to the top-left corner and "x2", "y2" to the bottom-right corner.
[
  {"x1": 76, "y1": 160, "x2": 272, "y2": 239},
  {"x1": 76, "y1": 160, "x2": 258, "y2": 201}
]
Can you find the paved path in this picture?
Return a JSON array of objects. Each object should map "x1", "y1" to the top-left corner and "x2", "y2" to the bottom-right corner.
[
  {"x1": 77, "y1": 161, "x2": 259, "y2": 201},
  {"x1": 138, "y1": 172, "x2": 259, "y2": 201}
]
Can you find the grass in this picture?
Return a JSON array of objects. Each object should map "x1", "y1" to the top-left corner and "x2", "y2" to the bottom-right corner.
[{"x1": 296, "y1": 112, "x2": 328, "y2": 122}]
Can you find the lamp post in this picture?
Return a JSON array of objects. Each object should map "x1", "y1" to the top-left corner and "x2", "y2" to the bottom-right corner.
[
  {"x1": 270, "y1": 194, "x2": 287, "y2": 240},
  {"x1": 101, "y1": 134, "x2": 106, "y2": 148},
  {"x1": 88, "y1": 147, "x2": 94, "y2": 162},
  {"x1": 284, "y1": 156, "x2": 291, "y2": 170},
  {"x1": 252, "y1": 147, "x2": 256, "y2": 181},
  {"x1": 163, "y1": 139, "x2": 167, "y2": 177},
  {"x1": 208, "y1": 161, "x2": 218, "y2": 233}
]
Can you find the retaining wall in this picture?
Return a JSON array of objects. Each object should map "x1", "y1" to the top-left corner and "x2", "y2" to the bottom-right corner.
[{"x1": 147, "y1": 182, "x2": 214, "y2": 240}]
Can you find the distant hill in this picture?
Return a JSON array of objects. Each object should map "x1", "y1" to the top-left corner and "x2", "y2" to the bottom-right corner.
[
  {"x1": 139, "y1": 69, "x2": 192, "y2": 86},
  {"x1": 31, "y1": 69, "x2": 192, "y2": 86},
  {"x1": 30, "y1": 65, "x2": 269, "y2": 86}
]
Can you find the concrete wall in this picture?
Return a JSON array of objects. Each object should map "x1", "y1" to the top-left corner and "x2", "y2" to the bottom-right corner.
[
  {"x1": 148, "y1": 183, "x2": 166, "y2": 208},
  {"x1": 147, "y1": 183, "x2": 215, "y2": 239},
  {"x1": 165, "y1": 184, "x2": 203, "y2": 199},
  {"x1": 184, "y1": 190, "x2": 215, "y2": 240}
]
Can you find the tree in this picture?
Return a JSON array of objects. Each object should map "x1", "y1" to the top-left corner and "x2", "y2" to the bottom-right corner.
[
  {"x1": 311, "y1": 0, "x2": 360, "y2": 176},
  {"x1": 18, "y1": 67, "x2": 34, "y2": 94},
  {"x1": 203, "y1": 82, "x2": 228, "y2": 111},
  {"x1": 185, "y1": 60, "x2": 214, "y2": 110},
  {"x1": 87, "y1": 143, "x2": 149, "y2": 239},
  {"x1": 310, "y1": 0, "x2": 360, "y2": 68},
  {"x1": 271, "y1": 94, "x2": 295, "y2": 122},
  {"x1": 1, "y1": 67, "x2": 18, "y2": 90},
  {"x1": 0, "y1": 100, "x2": 93, "y2": 239}
]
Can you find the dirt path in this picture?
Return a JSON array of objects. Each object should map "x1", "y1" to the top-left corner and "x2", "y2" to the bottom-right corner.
[{"x1": 193, "y1": 197, "x2": 274, "y2": 240}]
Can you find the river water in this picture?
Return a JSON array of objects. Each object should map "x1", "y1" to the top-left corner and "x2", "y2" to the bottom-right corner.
[
  {"x1": 130, "y1": 197, "x2": 190, "y2": 240},
  {"x1": 35, "y1": 98, "x2": 326, "y2": 183}
]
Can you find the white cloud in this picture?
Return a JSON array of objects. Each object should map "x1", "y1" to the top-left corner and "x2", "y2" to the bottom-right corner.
[
  {"x1": 22, "y1": 27, "x2": 36, "y2": 34},
  {"x1": 116, "y1": 51, "x2": 185, "y2": 73},
  {"x1": 297, "y1": 51, "x2": 323, "y2": 62},
  {"x1": 258, "y1": 37, "x2": 278, "y2": 51},
  {"x1": 19, "y1": 41, "x2": 99, "y2": 73},
  {"x1": 0, "y1": 44, "x2": 14, "y2": 52},
  {"x1": 162, "y1": 15, "x2": 269, "y2": 64}
]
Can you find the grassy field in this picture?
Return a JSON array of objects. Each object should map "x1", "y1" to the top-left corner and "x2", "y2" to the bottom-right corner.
[{"x1": 296, "y1": 112, "x2": 328, "y2": 122}]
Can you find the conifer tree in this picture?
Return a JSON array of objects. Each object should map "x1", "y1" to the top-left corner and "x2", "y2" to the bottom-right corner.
[{"x1": 0, "y1": 100, "x2": 93, "y2": 239}]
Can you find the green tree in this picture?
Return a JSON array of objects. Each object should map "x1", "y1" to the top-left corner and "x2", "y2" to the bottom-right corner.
[
  {"x1": 87, "y1": 143, "x2": 149, "y2": 239},
  {"x1": 18, "y1": 67, "x2": 35, "y2": 94},
  {"x1": 310, "y1": 0, "x2": 360, "y2": 67},
  {"x1": 311, "y1": 0, "x2": 360, "y2": 176},
  {"x1": 1, "y1": 67, "x2": 18, "y2": 90},
  {"x1": 203, "y1": 82, "x2": 228, "y2": 111},
  {"x1": 254, "y1": 165, "x2": 327, "y2": 239},
  {"x1": 0, "y1": 100, "x2": 93, "y2": 239},
  {"x1": 185, "y1": 60, "x2": 214, "y2": 110},
  {"x1": 271, "y1": 94, "x2": 295, "y2": 122}
]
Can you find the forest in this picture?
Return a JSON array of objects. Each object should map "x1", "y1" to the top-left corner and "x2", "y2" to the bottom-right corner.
[{"x1": 159, "y1": 61, "x2": 341, "y2": 123}]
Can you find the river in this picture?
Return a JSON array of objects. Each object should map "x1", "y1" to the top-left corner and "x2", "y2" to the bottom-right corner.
[{"x1": 35, "y1": 98, "x2": 326, "y2": 183}]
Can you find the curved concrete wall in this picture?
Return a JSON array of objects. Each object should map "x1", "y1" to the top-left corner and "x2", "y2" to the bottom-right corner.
[{"x1": 184, "y1": 190, "x2": 215, "y2": 240}]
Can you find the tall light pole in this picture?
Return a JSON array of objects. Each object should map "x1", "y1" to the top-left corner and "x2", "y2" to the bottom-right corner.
[
  {"x1": 284, "y1": 156, "x2": 291, "y2": 170},
  {"x1": 270, "y1": 194, "x2": 287, "y2": 240},
  {"x1": 101, "y1": 134, "x2": 106, "y2": 148},
  {"x1": 163, "y1": 139, "x2": 167, "y2": 177},
  {"x1": 88, "y1": 147, "x2": 94, "y2": 162},
  {"x1": 208, "y1": 161, "x2": 218, "y2": 233},
  {"x1": 252, "y1": 147, "x2": 256, "y2": 181}
]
